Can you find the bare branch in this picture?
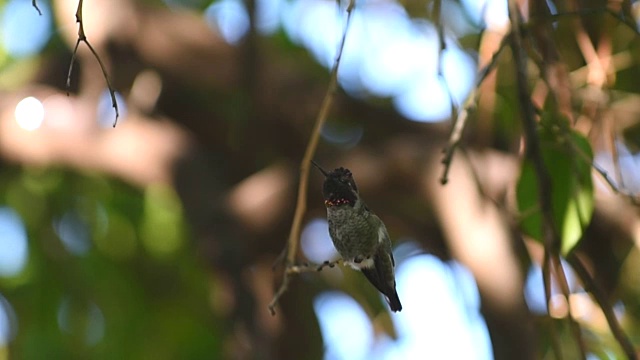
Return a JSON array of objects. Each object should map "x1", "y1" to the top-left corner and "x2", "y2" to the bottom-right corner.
[
  {"x1": 440, "y1": 33, "x2": 510, "y2": 185},
  {"x1": 66, "y1": 0, "x2": 120, "y2": 127},
  {"x1": 32, "y1": 0, "x2": 42, "y2": 15},
  {"x1": 268, "y1": 0, "x2": 355, "y2": 316}
]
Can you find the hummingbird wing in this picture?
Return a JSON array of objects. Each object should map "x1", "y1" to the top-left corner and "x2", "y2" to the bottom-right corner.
[
  {"x1": 360, "y1": 247, "x2": 403, "y2": 312},
  {"x1": 361, "y1": 214, "x2": 402, "y2": 312}
]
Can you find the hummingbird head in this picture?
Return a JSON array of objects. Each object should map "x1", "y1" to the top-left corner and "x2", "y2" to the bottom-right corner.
[{"x1": 311, "y1": 161, "x2": 358, "y2": 207}]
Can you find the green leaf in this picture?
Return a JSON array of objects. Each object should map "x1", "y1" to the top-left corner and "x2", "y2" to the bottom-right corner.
[{"x1": 516, "y1": 124, "x2": 594, "y2": 256}]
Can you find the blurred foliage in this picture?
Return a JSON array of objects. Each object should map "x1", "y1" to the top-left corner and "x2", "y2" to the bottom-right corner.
[
  {"x1": 0, "y1": 167, "x2": 222, "y2": 358},
  {"x1": 517, "y1": 114, "x2": 594, "y2": 256}
]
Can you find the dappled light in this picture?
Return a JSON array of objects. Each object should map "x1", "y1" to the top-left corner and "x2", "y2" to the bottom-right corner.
[
  {"x1": 1, "y1": 0, "x2": 51, "y2": 58},
  {"x1": 228, "y1": 163, "x2": 292, "y2": 231},
  {"x1": 141, "y1": 184, "x2": 185, "y2": 259},
  {"x1": 204, "y1": 0, "x2": 250, "y2": 45},
  {"x1": 301, "y1": 218, "x2": 338, "y2": 264},
  {"x1": 56, "y1": 297, "x2": 105, "y2": 346},
  {"x1": 281, "y1": 0, "x2": 476, "y2": 122},
  {"x1": 320, "y1": 121, "x2": 364, "y2": 148},
  {"x1": 0, "y1": 207, "x2": 28, "y2": 277},
  {"x1": 54, "y1": 210, "x2": 92, "y2": 256},
  {"x1": 0, "y1": 295, "x2": 17, "y2": 347},
  {"x1": 2, "y1": 0, "x2": 640, "y2": 358},
  {"x1": 390, "y1": 255, "x2": 492, "y2": 359},
  {"x1": 314, "y1": 291, "x2": 373, "y2": 360}
]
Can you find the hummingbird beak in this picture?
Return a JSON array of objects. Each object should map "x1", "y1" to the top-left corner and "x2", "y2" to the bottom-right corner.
[{"x1": 310, "y1": 160, "x2": 329, "y2": 177}]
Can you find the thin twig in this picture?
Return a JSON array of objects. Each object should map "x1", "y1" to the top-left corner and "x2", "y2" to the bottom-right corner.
[
  {"x1": 66, "y1": 0, "x2": 120, "y2": 127},
  {"x1": 32, "y1": 0, "x2": 42, "y2": 15},
  {"x1": 268, "y1": 0, "x2": 355, "y2": 316},
  {"x1": 568, "y1": 137, "x2": 640, "y2": 205},
  {"x1": 440, "y1": 33, "x2": 510, "y2": 184},
  {"x1": 568, "y1": 255, "x2": 637, "y2": 359}
]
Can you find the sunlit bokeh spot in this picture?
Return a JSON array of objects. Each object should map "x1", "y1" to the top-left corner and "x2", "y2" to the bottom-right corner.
[
  {"x1": 0, "y1": 207, "x2": 29, "y2": 277},
  {"x1": 54, "y1": 211, "x2": 91, "y2": 256},
  {"x1": 357, "y1": 11, "x2": 436, "y2": 98},
  {"x1": 441, "y1": 0, "x2": 480, "y2": 36},
  {"x1": 97, "y1": 90, "x2": 127, "y2": 128},
  {"x1": 14, "y1": 96, "x2": 44, "y2": 131},
  {"x1": 1, "y1": 0, "x2": 52, "y2": 58},
  {"x1": 393, "y1": 77, "x2": 452, "y2": 122},
  {"x1": 141, "y1": 184, "x2": 184, "y2": 259},
  {"x1": 301, "y1": 218, "x2": 338, "y2": 264},
  {"x1": 280, "y1": 0, "x2": 475, "y2": 123},
  {"x1": 524, "y1": 264, "x2": 547, "y2": 314},
  {"x1": 0, "y1": 295, "x2": 17, "y2": 346},
  {"x1": 314, "y1": 291, "x2": 373, "y2": 360},
  {"x1": 205, "y1": 0, "x2": 250, "y2": 45},
  {"x1": 256, "y1": 0, "x2": 282, "y2": 34},
  {"x1": 460, "y1": 0, "x2": 509, "y2": 28},
  {"x1": 57, "y1": 297, "x2": 105, "y2": 346},
  {"x1": 441, "y1": 46, "x2": 476, "y2": 106},
  {"x1": 382, "y1": 254, "x2": 492, "y2": 359},
  {"x1": 281, "y1": 0, "x2": 341, "y2": 68}
]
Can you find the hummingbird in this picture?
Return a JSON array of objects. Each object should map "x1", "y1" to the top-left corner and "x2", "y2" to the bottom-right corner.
[{"x1": 311, "y1": 161, "x2": 402, "y2": 312}]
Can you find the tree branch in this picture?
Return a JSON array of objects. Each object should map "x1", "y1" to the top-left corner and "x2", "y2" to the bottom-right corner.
[
  {"x1": 66, "y1": 0, "x2": 120, "y2": 127},
  {"x1": 32, "y1": 0, "x2": 42, "y2": 15},
  {"x1": 268, "y1": 0, "x2": 355, "y2": 315},
  {"x1": 440, "y1": 33, "x2": 510, "y2": 185},
  {"x1": 509, "y1": 1, "x2": 583, "y2": 358},
  {"x1": 286, "y1": 259, "x2": 343, "y2": 274}
]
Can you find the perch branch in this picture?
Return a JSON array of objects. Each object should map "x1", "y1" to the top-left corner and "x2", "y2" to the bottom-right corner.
[
  {"x1": 66, "y1": 0, "x2": 120, "y2": 127},
  {"x1": 268, "y1": 0, "x2": 355, "y2": 315},
  {"x1": 287, "y1": 259, "x2": 344, "y2": 274}
]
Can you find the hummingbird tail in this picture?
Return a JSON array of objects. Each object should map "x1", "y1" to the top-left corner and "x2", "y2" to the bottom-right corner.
[
  {"x1": 360, "y1": 266, "x2": 403, "y2": 312},
  {"x1": 387, "y1": 290, "x2": 402, "y2": 312}
]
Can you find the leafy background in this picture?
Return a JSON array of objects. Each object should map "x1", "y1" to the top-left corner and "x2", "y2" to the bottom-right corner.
[{"x1": 1, "y1": 0, "x2": 640, "y2": 359}]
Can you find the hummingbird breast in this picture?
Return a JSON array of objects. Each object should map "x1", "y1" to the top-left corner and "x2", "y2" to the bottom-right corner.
[{"x1": 326, "y1": 204, "x2": 379, "y2": 261}]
